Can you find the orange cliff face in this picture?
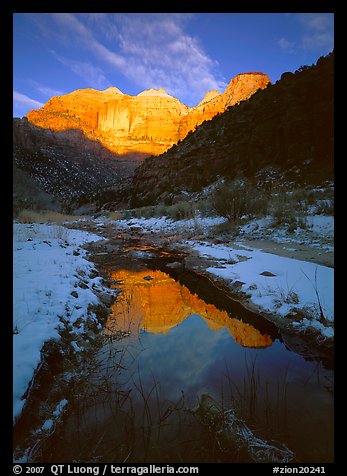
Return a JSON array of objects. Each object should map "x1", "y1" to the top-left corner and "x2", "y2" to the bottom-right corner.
[
  {"x1": 105, "y1": 269, "x2": 273, "y2": 349},
  {"x1": 179, "y1": 73, "x2": 271, "y2": 137},
  {"x1": 26, "y1": 73, "x2": 270, "y2": 157}
]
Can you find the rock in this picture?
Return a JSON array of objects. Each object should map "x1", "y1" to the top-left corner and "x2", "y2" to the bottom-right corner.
[
  {"x1": 166, "y1": 261, "x2": 184, "y2": 269},
  {"x1": 197, "y1": 89, "x2": 222, "y2": 105},
  {"x1": 260, "y1": 271, "x2": 276, "y2": 277},
  {"x1": 13, "y1": 117, "x2": 130, "y2": 206},
  {"x1": 233, "y1": 280, "x2": 246, "y2": 288},
  {"x1": 227, "y1": 258, "x2": 237, "y2": 264},
  {"x1": 70, "y1": 291, "x2": 78, "y2": 298},
  {"x1": 26, "y1": 74, "x2": 270, "y2": 157},
  {"x1": 143, "y1": 275, "x2": 154, "y2": 281},
  {"x1": 14, "y1": 72, "x2": 271, "y2": 208},
  {"x1": 78, "y1": 282, "x2": 88, "y2": 289},
  {"x1": 93, "y1": 289, "x2": 116, "y2": 307},
  {"x1": 130, "y1": 53, "x2": 333, "y2": 207}
]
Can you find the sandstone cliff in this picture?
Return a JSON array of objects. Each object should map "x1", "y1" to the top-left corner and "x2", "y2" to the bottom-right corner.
[{"x1": 26, "y1": 73, "x2": 270, "y2": 156}]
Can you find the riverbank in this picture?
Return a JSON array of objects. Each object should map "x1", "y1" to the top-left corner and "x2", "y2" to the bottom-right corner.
[
  {"x1": 68, "y1": 213, "x2": 334, "y2": 351},
  {"x1": 13, "y1": 214, "x2": 334, "y2": 462},
  {"x1": 13, "y1": 222, "x2": 118, "y2": 459}
]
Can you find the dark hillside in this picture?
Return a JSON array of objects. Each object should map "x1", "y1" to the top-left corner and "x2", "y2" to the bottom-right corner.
[
  {"x1": 130, "y1": 52, "x2": 333, "y2": 207},
  {"x1": 13, "y1": 118, "x2": 143, "y2": 211}
]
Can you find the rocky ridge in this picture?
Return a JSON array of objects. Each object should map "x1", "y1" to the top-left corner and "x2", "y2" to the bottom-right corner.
[
  {"x1": 13, "y1": 118, "x2": 143, "y2": 211},
  {"x1": 130, "y1": 53, "x2": 334, "y2": 206},
  {"x1": 26, "y1": 73, "x2": 270, "y2": 157}
]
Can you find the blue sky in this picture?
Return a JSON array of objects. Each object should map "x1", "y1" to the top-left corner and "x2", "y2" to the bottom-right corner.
[{"x1": 13, "y1": 13, "x2": 334, "y2": 117}]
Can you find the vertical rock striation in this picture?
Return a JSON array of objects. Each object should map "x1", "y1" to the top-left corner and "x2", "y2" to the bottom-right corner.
[{"x1": 26, "y1": 73, "x2": 270, "y2": 156}]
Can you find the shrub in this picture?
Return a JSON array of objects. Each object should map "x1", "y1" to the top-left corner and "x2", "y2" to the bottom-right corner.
[
  {"x1": 314, "y1": 200, "x2": 334, "y2": 215},
  {"x1": 122, "y1": 204, "x2": 172, "y2": 220},
  {"x1": 196, "y1": 198, "x2": 215, "y2": 218},
  {"x1": 212, "y1": 179, "x2": 268, "y2": 224},
  {"x1": 166, "y1": 201, "x2": 195, "y2": 221},
  {"x1": 107, "y1": 211, "x2": 123, "y2": 221},
  {"x1": 271, "y1": 196, "x2": 308, "y2": 232},
  {"x1": 271, "y1": 201, "x2": 291, "y2": 228}
]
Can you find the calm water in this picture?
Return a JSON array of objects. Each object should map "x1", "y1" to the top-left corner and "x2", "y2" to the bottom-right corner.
[{"x1": 40, "y1": 265, "x2": 334, "y2": 463}]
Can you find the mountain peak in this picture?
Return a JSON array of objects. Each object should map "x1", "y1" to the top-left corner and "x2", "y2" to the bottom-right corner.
[
  {"x1": 103, "y1": 86, "x2": 123, "y2": 94},
  {"x1": 26, "y1": 71, "x2": 271, "y2": 156},
  {"x1": 198, "y1": 90, "x2": 222, "y2": 106},
  {"x1": 137, "y1": 87, "x2": 172, "y2": 98}
]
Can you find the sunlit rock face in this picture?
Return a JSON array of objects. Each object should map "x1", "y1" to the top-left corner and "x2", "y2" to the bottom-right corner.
[
  {"x1": 179, "y1": 73, "x2": 271, "y2": 137},
  {"x1": 26, "y1": 73, "x2": 270, "y2": 156},
  {"x1": 105, "y1": 269, "x2": 272, "y2": 348},
  {"x1": 96, "y1": 92, "x2": 189, "y2": 156}
]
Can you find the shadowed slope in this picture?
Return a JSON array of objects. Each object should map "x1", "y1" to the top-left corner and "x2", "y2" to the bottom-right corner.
[{"x1": 130, "y1": 53, "x2": 333, "y2": 206}]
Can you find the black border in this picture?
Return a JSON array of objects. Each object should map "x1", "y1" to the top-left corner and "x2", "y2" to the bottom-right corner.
[{"x1": 6, "y1": 2, "x2": 337, "y2": 469}]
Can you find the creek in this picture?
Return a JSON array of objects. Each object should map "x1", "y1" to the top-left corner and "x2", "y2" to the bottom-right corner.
[{"x1": 36, "y1": 239, "x2": 334, "y2": 463}]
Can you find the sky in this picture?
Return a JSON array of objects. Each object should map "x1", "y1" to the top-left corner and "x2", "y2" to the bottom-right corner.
[{"x1": 13, "y1": 12, "x2": 334, "y2": 118}]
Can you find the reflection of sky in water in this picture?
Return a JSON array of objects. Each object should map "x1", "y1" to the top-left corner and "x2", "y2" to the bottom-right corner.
[
  {"x1": 92, "y1": 266, "x2": 333, "y2": 462},
  {"x1": 115, "y1": 314, "x2": 327, "y2": 406},
  {"x1": 106, "y1": 268, "x2": 274, "y2": 348}
]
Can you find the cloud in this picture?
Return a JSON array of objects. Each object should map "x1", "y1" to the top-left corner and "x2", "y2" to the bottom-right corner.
[
  {"x1": 298, "y1": 13, "x2": 333, "y2": 32},
  {"x1": 298, "y1": 13, "x2": 334, "y2": 52},
  {"x1": 50, "y1": 50, "x2": 111, "y2": 90},
  {"x1": 48, "y1": 13, "x2": 226, "y2": 105},
  {"x1": 301, "y1": 31, "x2": 334, "y2": 51},
  {"x1": 13, "y1": 91, "x2": 44, "y2": 110},
  {"x1": 108, "y1": 14, "x2": 227, "y2": 104},
  {"x1": 278, "y1": 13, "x2": 334, "y2": 55},
  {"x1": 28, "y1": 80, "x2": 65, "y2": 98},
  {"x1": 51, "y1": 13, "x2": 126, "y2": 69},
  {"x1": 278, "y1": 37, "x2": 296, "y2": 52}
]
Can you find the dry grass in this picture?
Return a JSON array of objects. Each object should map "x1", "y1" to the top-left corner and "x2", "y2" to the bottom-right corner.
[
  {"x1": 17, "y1": 209, "x2": 84, "y2": 224},
  {"x1": 107, "y1": 210, "x2": 123, "y2": 221}
]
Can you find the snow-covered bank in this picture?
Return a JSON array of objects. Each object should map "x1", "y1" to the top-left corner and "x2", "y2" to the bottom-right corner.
[
  {"x1": 189, "y1": 240, "x2": 334, "y2": 339},
  {"x1": 114, "y1": 215, "x2": 226, "y2": 234},
  {"x1": 239, "y1": 215, "x2": 334, "y2": 252},
  {"x1": 110, "y1": 214, "x2": 334, "y2": 341},
  {"x1": 51, "y1": 211, "x2": 334, "y2": 341},
  {"x1": 13, "y1": 223, "x2": 109, "y2": 421},
  {"x1": 113, "y1": 213, "x2": 334, "y2": 253}
]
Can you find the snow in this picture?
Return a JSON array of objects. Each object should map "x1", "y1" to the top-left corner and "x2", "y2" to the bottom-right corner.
[
  {"x1": 111, "y1": 213, "x2": 334, "y2": 339},
  {"x1": 53, "y1": 398, "x2": 68, "y2": 416},
  {"x1": 239, "y1": 215, "x2": 334, "y2": 251},
  {"x1": 114, "y1": 213, "x2": 333, "y2": 252},
  {"x1": 306, "y1": 215, "x2": 334, "y2": 237},
  {"x1": 190, "y1": 240, "x2": 334, "y2": 336},
  {"x1": 41, "y1": 399, "x2": 68, "y2": 433},
  {"x1": 13, "y1": 223, "x2": 104, "y2": 421},
  {"x1": 41, "y1": 419, "x2": 53, "y2": 431},
  {"x1": 115, "y1": 215, "x2": 226, "y2": 234},
  {"x1": 13, "y1": 211, "x2": 332, "y2": 421}
]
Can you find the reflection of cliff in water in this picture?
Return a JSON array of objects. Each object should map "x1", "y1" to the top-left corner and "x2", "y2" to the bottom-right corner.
[{"x1": 106, "y1": 269, "x2": 273, "y2": 348}]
